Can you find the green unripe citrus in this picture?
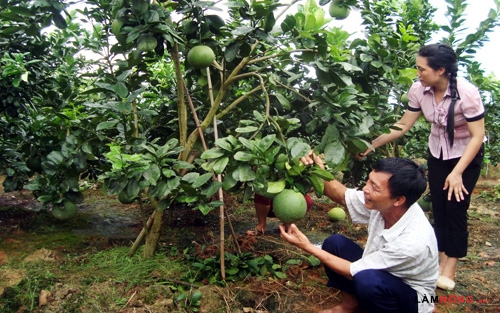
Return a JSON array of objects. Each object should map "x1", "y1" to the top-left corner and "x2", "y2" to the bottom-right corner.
[
  {"x1": 118, "y1": 190, "x2": 136, "y2": 204},
  {"x1": 27, "y1": 156, "x2": 42, "y2": 173},
  {"x1": 51, "y1": 200, "x2": 78, "y2": 220},
  {"x1": 329, "y1": 1, "x2": 350, "y2": 20},
  {"x1": 272, "y1": 189, "x2": 307, "y2": 224},
  {"x1": 401, "y1": 93, "x2": 409, "y2": 105},
  {"x1": 187, "y1": 45, "x2": 215, "y2": 69},
  {"x1": 328, "y1": 207, "x2": 346, "y2": 222},
  {"x1": 275, "y1": 154, "x2": 288, "y2": 171}
]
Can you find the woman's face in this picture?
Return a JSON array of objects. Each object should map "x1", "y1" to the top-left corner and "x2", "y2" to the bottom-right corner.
[{"x1": 416, "y1": 56, "x2": 445, "y2": 87}]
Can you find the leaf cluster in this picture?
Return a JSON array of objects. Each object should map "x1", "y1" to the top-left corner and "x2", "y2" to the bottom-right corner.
[
  {"x1": 100, "y1": 138, "x2": 223, "y2": 214},
  {"x1": 183, "y1": 250, "x2": 287, "y2": 285}
]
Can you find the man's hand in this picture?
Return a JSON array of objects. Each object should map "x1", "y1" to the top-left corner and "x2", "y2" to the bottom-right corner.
[
  {"x1": 279, "y1": 223, "x2": 312, "y2": 250},
  {"x1": 300, "y1": 150, "x2": 325, "y2": 169}
]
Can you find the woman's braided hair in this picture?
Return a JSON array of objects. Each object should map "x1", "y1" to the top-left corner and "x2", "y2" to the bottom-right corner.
[{"x1": 418, "y1": 43, "x2": 459, "y2": 146}]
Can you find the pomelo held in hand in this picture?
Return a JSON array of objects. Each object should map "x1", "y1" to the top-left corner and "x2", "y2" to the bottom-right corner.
[
  {"x1": 328, "y1": 207, "x2": 346, "y2": 222},
  {"x1": 187, "y1": 45, "x2": 215, "y2": 69},
  {"x1": 272, "y1": 189, "x2": 307, "y2": 224}
]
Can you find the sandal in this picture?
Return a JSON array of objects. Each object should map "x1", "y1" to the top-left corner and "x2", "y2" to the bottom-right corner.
[
  {"x1": 436, "y1": 275, "x2": 455, "y2": 291},
  {"x1": 246, "y1": 227, "x2": 265, "y2": 236}
]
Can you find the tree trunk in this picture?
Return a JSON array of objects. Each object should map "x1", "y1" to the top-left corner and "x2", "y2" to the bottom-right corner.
[{"x1": 143, "y1": 208, "x2": 164, "y2": 258}]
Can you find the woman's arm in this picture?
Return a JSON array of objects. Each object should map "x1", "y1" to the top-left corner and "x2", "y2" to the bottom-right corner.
[
  {"x1": 360, "y1": 110, "x2": 421, "y2": 156},
  {"x1": 444, "y1": 118, "x2": 485, "y2": 201}
]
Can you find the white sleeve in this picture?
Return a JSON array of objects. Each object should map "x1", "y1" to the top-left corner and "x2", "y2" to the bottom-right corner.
[{"x1": 345, "y1": 188, "x2": 371, "y2": 224}]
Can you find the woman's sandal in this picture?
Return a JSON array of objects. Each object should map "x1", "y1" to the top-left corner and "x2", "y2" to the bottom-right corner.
[
  {"x1": 436, "y1": 275, "x2": 455, "y2": 291},
  {"x1": 246, "y1": 227, "x2": 265, "y2": 236}
]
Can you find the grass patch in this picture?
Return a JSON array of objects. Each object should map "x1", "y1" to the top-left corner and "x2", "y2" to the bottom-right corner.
[{"x1": 0, "y1": 246, "x2": 190, "y2": 313}]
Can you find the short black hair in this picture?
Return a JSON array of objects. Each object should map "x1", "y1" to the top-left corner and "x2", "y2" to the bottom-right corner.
[{"x1": 372, "y1": 158, "x2": 427, "y2": 207}]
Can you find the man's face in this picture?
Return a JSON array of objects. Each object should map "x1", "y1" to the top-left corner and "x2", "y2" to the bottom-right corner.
[{"x1": 362, "y1": 171, "x2": 395, "y2": 211}]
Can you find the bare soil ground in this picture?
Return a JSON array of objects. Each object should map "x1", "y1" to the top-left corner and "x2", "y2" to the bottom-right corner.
[{"x1": 0, "y1": 177, "x2": 499, "y2": 313}]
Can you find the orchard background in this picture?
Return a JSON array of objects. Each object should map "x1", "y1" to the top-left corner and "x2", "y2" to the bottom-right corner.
[{"x1": 1, "y1": 0, "x2": 500, "y2": 312}]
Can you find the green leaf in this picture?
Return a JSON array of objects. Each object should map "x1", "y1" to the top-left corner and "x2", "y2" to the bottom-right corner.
[
  {"x1": 200, "y1": 182, "x2": 221, "y2": 197},
  {"x1": 205, "y1": 15, "x2": 225, "y2": 35},
  {"x1": 235, "y1": 126, "x2": 258, "y2": 133},
  {"x1": 114, "y1": 82, "x2": 129, "y2": 98},
  {"x1": 234, "y1": 151, "x2": 256, "y2": 162},
  {"x1": 45, "y1": 151, "x2": 64, "y2": 166},
  {"x1": 125, "y1": 179, "x2": 141, "y2": 198},
  {"x1": 222, "y1": 174, "x2": 239, "y2": 191},
  {"x1": 275, "y1": 93, "x2": 290, "y2": 110},
  {"x1": 212, "y1": 157, "x2": 229, "y2": 174},
  {"x1": 308, "y1": 173, "x2": 324, "y2": 196},
  {"x1": 215, "y1": 137, "x2": 234, "y2": 152},
  {"x1": 182, "y1": 172, "x2": 199, "y2": 184},
  {"x1": 143, "y1": 164, "x2": 161, "y2": 185},
  {"x1": 192, "y1": 173, "x2": 213, "y2": 188},
  {"x1": 288, "y1": 140, "x2": 311, "y2": 159},
  {"x1": 257, "y1": 135, "x2": 276, "y2": 153},
  {"x1": 324, "y1": 142, "x2": 346, "y2": 168},
  {"x1": 191, "y1": 290, "x2": 203, "y2": 302},
  {"x1": 224, "y1": 42, "x2": 240, "y2": 62},
  {"x1": 306, "y1": 256, "x2": 321, "y2": 267},
  {"x1": 274, "y1": 271, "x2": 286, "y2": 279},
  {"x1": 51, "y1": 11, "x2": 67, "y2": 29},
  {"x1": 201, "y1": 148, "x2": 226, "y2": 159},
  {"x1": 310, "y1": 167, "x2": 334, "y2": 181},
  {"x1": 232, "y1": 165, "x2": 256, "y2": 182}
]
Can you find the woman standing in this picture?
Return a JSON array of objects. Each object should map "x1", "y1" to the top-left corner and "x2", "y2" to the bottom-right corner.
[{"x1": 360, "y1": 43, "x2": 485, "y2": 290}]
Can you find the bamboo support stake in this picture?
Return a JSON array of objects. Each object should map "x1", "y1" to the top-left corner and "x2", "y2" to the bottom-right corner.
[
  {"x1": 206, "y1": 65, "x2": 227, "y2": 279},
  {"x1": 183, "y1": 82, "x2": 241, "y2": 255}
]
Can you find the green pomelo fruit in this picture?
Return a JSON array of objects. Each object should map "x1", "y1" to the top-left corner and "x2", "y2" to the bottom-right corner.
[
  {"x1": 187, "y1": 45, "x2": 215, "y2": 69},
  {"x1": 401, "y1": 93, "x2": 409, "y2": 105},
  {"x1": 328, "y1": 207, "x2": 346, "y2": 222},
  {"x1": 27, "y1": 156, "x2": 42, "y2": 173},
  {"x1": 118, "y1": 190, "x2": 136, "y2": 204},
  {"x1": 329, "y1": 2, "x2": 350, "y2": 20},
  {"x1": 51, "y1": 201, "x2": 77, "y2": 220},
  {"x1": 275, "y1": 154, "x2": 288, "y2": 171},
  {"x1": 272, "y1": 189, "x2": 307, "y2": 224}
]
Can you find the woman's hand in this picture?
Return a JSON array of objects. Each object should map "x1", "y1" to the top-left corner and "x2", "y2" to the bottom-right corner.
[
  {"x1": 357, "y1": 148, "x2": 373, "y2": 160},
  {"x1": 444, "y1": 172, "x2": 468, "y2": 202}
]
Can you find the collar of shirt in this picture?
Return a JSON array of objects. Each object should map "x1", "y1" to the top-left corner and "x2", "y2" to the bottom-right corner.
[{"x1": 378, "y1": 204, "x2": 420, "y2": 242}]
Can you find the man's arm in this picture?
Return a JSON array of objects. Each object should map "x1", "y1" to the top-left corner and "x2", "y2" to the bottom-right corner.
[{"x1": 301, "y1": 151, "x2": 348, "y2": 206}]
